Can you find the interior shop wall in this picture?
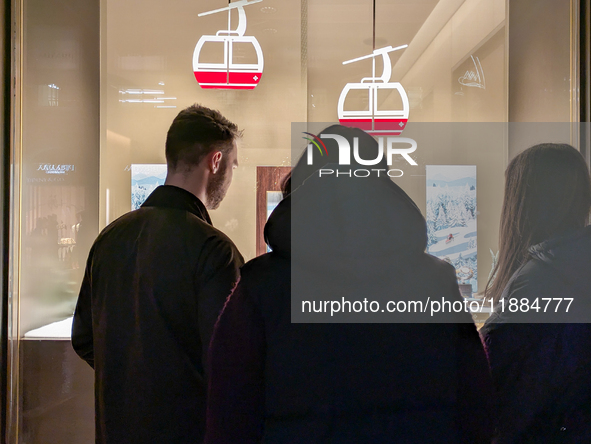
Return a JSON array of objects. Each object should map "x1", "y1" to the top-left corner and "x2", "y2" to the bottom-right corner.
[
  {"x1": 20, "y1": 0, "x2": 100, "y2": 334},
  {"x1": 307, "y1": 0, "x2": 506, "y2": 123},
  {"x1": 100, "y1": 0, "x2": 304, "y2": 261},
  {"x1": 396, "y1": 0, "x2": 506, "y2": 122},
  {"x1": 508, "y1": 0, "x2": 574, "y2": 157},
  {"x1": 395, "y1": 0, "x2": 506, "y2": 293}
]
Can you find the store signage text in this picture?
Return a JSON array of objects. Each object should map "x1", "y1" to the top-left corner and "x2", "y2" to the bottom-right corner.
[{"x1": 37, "y1": 164, "x2": 75, "y2": 175}]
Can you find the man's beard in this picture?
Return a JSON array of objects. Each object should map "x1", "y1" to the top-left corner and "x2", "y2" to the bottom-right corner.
[{"x1": 205, "y1": 161, "x2": 228, "y2": 210}]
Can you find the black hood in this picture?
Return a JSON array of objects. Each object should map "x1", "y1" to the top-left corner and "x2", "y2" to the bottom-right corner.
[
  {"x1": 265, "y1": 127, "x2": 427, "y2": 276},
  {"x1": 264, "y1": 193, "x2": 291, "y2": 257},
  {"x1": 264, "y1": 125, "x2": 473, "y2": 323},
  {"x1": 528, "y1": 225, "x2": 591, "y2": 297}
]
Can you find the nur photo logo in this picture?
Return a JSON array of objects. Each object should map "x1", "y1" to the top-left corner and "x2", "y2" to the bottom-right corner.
[
  {"x1": 302, "y1": 41, "x2": 419, "y2": 178},
  {"x1": 303, "y1": 133, "x2": 418, "y2": 178}
]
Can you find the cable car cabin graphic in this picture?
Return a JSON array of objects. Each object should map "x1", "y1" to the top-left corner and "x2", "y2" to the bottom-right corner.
[
  {"x1": 338, "y1": 45, "x2": 409, "y2": 136},
  {"x1": 193, "y1": 0, "x2": 264, "y2": 90}
]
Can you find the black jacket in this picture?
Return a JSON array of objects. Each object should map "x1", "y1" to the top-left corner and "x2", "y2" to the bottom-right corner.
[
  {"x1": 206, "y1": 169, "x2": 494, "y2": 443},
  {"x1": 72, "y1": 185, "x2": 243, "y2": 444},
  {"x1": 480, "y1": 226, "x2": 591, "y2": 443}
]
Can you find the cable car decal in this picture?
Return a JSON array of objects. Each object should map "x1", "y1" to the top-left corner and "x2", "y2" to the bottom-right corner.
[
  {"x1": 193, "y1": 0, "x2": 264, "y2": 90},
  {"x1": 338, "y1": 45, "x2": 409, "y2": 136}
]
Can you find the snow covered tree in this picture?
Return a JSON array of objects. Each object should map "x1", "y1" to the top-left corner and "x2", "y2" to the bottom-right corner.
[
  {"x1": 448, "y1": 199, "x2": 469, "y2": 228},
  {"x1": 435, "y1": 205, "x2": 449, "y2": 231},
  {"x1": 427, "y1": 220, "x2": 438, "y2": 247},
  {"x1": 462, "y1": 189, "x2": 476, "y2": 219},
  {"x1": 458, "y1": 206, "x2": 469, "y2": 227}
]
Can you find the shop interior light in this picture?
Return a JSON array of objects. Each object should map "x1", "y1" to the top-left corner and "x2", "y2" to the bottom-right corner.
[
  {"x1": 119, "y1": 89, "x2": 165, "y2": 95},
  {"x1": 119, "y1": 99, "x2": 165, "y2": 103}
]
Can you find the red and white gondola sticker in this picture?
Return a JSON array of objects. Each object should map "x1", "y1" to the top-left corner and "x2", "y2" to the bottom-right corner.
[
  {"x1": 193, "y1": 0, "x2": 264, "y2": 90},
  {"x1": 338, "y1": 45, "x2": 409, "y2": 136}
]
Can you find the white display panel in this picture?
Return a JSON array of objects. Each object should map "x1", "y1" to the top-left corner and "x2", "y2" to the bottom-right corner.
[{"x1": 24, "y1": 317, "x2": 73, "y2": 340}]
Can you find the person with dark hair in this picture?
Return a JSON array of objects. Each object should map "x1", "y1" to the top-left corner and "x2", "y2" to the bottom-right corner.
[
  {"x1": 480, "y1": 143, "x2": 591, "y2": 443},
  {"x1": 72, "y1": 104, "x2": 244, "y2": 444},
  {"x1": 205, "y1": 125, "x2": 494, "y2": 443},
  {"x1": 280, "y1": 171, "x2": 291, "y2": 198}
]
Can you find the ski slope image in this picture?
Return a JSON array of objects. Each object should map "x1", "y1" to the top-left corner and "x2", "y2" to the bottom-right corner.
[
  {"x1": 131, "y1": 164, "x2": 167, "y2": 210},
  {"x1": 426, "y1": 165, "x2": 477, "y2": 294}
]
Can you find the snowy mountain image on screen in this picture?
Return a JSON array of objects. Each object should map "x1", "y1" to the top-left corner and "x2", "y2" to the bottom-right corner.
[
  {"x1": 131, "y1": 164, "x2": 167, "y2": 210},
  {"x1": 425, "y1": 165, "x2": 477, "y2": 293}
]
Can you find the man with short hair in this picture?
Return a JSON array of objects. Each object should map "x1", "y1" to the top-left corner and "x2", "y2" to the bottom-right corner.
[{"x1": 72, "y1": 104, "x2": 244, "y2": 444}]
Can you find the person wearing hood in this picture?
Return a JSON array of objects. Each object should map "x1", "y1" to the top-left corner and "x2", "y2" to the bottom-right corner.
[
  {"x1": 205, "y1": 125, "x2": 494, "y2": 443},
  {"x1": 480, "y1": 143, "x2": 591, "y2": 443}
]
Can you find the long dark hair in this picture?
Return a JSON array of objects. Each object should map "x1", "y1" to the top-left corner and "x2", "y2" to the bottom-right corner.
[{"x1": 486, "y1": 143, "x2": 591, "y2": 304}]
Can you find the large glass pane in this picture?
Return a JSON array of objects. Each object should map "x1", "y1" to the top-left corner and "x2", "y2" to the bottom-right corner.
[
  {"x1": 9, "y1": 0, "x2": 582, "y2": 441},
  {"x1": 16, "y1": 0, "x2": 99, "y2": 440}
]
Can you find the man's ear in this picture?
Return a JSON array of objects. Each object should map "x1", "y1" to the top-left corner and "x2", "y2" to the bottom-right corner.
[{"x1": 208, "y1": 151, "x2": 223, "y2": 174}]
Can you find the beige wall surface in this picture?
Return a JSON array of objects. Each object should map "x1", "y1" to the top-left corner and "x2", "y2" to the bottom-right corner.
[{"x1": 508, "y1": 0, "x2": 575, "y2": 159}]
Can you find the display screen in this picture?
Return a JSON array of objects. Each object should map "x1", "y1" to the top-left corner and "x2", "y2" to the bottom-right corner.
[
  {"x1": 426, "y1": 165, "x2": 477, "y2": 295},
  {"x1": 131, "y1": 164, "x2": 167, "y2": 210}
]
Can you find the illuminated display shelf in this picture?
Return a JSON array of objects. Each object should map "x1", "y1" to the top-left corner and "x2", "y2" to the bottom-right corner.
[{"x1": 24, "y1": 317, "x2": 73, "y2": 340}]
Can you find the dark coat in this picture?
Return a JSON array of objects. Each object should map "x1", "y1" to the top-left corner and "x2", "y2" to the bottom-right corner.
[
  {"x1": 206, "y1": 168, "x2": 494, "y2": 443},
  {"x1": 480, "y1": 226, "x2": 591, "y2": 444},
  {"x1": 72, "y1": 185, "x2": 243, "y2": 444}
]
